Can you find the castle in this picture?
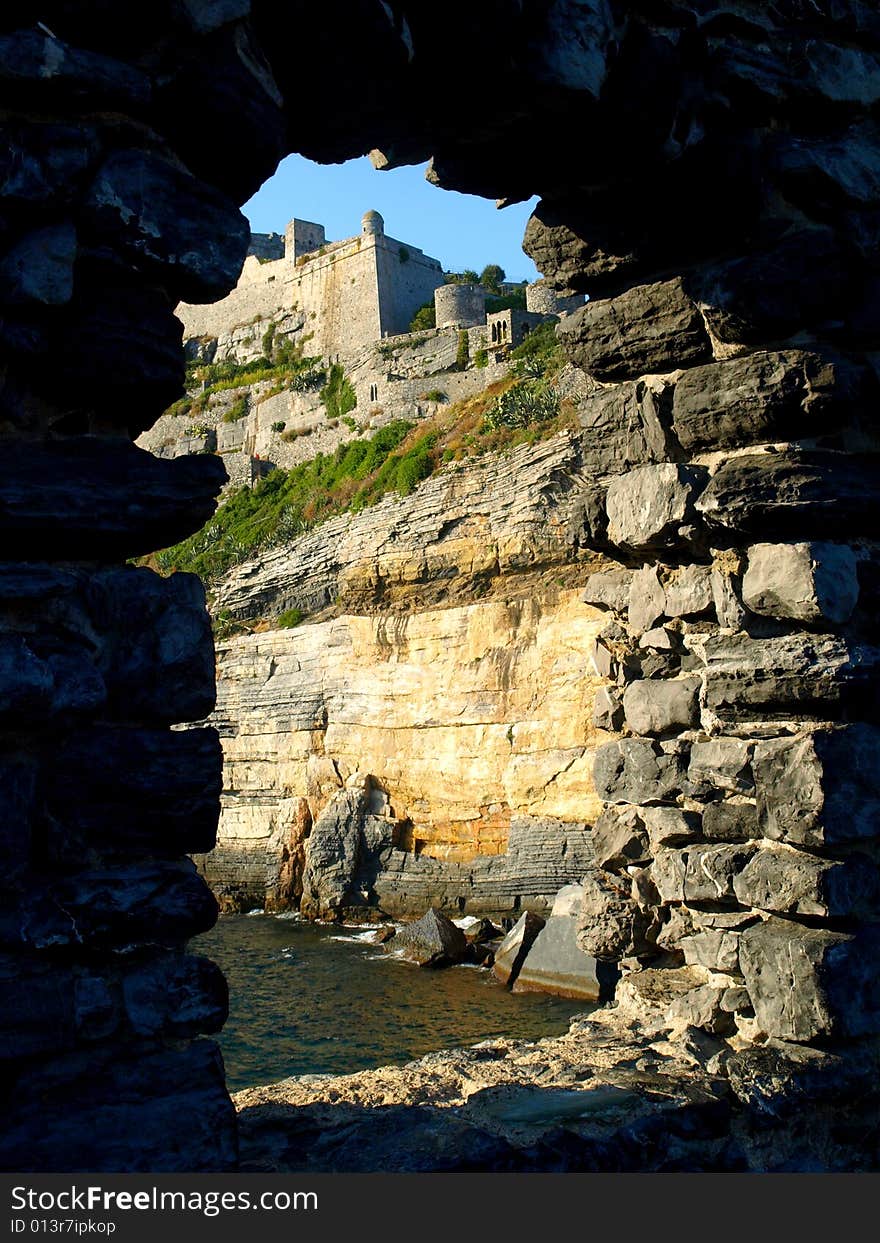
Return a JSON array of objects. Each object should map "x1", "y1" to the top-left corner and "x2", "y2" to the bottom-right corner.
[
  {"x1": 176, "y1": 210, "x2": 584, "y2": 368},
  {"x1": 177, "y1": 210, "x2": 447, "y2": 361}
]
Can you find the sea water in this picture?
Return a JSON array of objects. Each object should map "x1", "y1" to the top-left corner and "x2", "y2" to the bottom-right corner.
[{"x1": 192, "y1": 913, "x2": 590, "y2": 1091}]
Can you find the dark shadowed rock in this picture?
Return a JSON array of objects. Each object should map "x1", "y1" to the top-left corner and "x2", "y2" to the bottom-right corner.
[
  {"x1": 85, "y1": 150, "x2": 249, "y2": 303},
  {"x1": 512, "y1": 914, "x2": 600, "y2": 1001},
  {"x1": 753, "y1": 725, "x2": 880, "y2": 847},
  {"x1": 393, "y1": 908, "x2": 468, "y2": 968},
  {"x1": 742, "y1": 541, "x2": 859, "y2": 625},
  {"x1": 0, "y1": 222, "x2": 76, "y2": 306},
  {"x1": 689, "y1": 228, "x2": 857, "y2": 345},
  {"x1": 492, "y1": 911, "x2": 546, "y2": 987},
  {"x1": 606, "y1": 463, "x2": 707, "y2": 552},
  {"x1": 695, "y1": 451, "x2": 880, "y2": 540},
  {"x1": 0, "y1": 439, "x2": 227, "y2": 561},
  {"x1": 46, "y1": 725, "x2": 223, "y2": 859},
  {"x1": 559, "y1": 277, "x2": 711, "y2": 381}
]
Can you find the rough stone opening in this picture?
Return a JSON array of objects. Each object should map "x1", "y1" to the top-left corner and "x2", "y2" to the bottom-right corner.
[{"x1": 3, "y1": 1, "x2": 880, "y2": 1174}]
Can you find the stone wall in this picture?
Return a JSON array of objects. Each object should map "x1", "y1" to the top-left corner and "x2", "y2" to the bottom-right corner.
[{"x1": 177, "y1": 216, "x2": 444, "y2": 363}]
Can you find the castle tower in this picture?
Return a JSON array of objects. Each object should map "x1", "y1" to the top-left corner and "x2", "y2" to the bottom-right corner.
[
  {"x1": 362, "y1": 209, "x2": 385, "y2": 237},
  {"x1": 434, "y1": 283, "x2": 486, "y2": 329},
  {"x1": 284, "y1": 218, "x2": 326, "y2": 261}
]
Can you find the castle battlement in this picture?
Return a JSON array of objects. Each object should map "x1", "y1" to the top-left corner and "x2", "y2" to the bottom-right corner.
[{"x1": 177, "y1": 211, "x2": 444, "y2": 362}]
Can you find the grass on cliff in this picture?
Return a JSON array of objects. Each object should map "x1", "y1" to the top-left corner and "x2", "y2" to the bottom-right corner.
[{"x1": 154, "y1": 325, "x2": 572, "y2": 584}]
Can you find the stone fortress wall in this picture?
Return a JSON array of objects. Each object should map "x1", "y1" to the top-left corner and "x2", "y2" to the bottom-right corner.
[
  {"x1": 177, "y1": 209, "x2": 444, "y2": 361},
  {"x1": 144, "y1": 219, "x2": 582, "y2": 494}
]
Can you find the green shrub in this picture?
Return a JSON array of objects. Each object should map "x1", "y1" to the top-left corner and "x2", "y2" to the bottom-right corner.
[
  {"x1": 271, "y1": 420, "x2": 286, "y2": 433},
  {"x1": 223, "y1": 396, "x2": 249, "y2": 423},
  {"x1": 421, "y1": 389, "x2": 447, "y2": 403},
  {"x1": 482, "y1": 379, "x2": 559, "y2": 431},
  {"x1": 455, "y1": 329, "x2": 469, "y2": 371},
  {"x1": 320, "y1": 363, "x2": 357, "y2": 421},
  {"x1": 154, "y1": 419, "x2": 419, "y2": 582},
  {"x1": 508, "y1": 319, "x2": 562, "y2": 377},
  {"x1": 408, "y1": 302, "x2": 435, "y2": 331},
  {"x1": 277, "y1": 607, "x2": 304, "y2": 629},
  {"x1": 395, "y1": 451, "x2": 432, "y2": 496},
  {"x1": 474, "y1": 348, "x2": 488, "y2": 368}
]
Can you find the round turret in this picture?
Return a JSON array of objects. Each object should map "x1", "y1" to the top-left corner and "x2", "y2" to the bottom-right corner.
[
  {"x1": 434, "y1": 283, "x2": 486, "y2": 329},
  {"x1": 362, "y1": 209, "x2": 385, "y2": 237},
  {"x1": 525, "y1": 279, "x2": 585, "y2": 318}
]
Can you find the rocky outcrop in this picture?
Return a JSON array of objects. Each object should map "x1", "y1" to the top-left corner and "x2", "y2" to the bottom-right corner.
[{"x1": 199, "y1": 573, "x2": 609, "y2": 918}]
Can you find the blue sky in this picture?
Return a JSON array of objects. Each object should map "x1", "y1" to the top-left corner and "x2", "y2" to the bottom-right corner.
[{"x1": 243, "y1": 154, "x2": 540, "y2": 283}]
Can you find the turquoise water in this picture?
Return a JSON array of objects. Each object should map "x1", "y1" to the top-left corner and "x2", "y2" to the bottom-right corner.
[{"x1": 193, "y1": 914, "x2": 590, "y2": 1091}]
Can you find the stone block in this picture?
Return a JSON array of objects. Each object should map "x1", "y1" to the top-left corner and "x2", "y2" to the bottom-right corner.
[
  {"x1": 692, "y1": 631, "x2": 877, "y2": 717},
  {"x1": 623, "y1": 677, "x2": 700, "y2": 736},
  {"x1": 641, "y1": 806, "x2": 702, "y2": 851},
  {"x1": 574, "y1": 376, "x2": 673, "y2": 473},
  {"x1": 512, "y1": 915, "x2": 600, "y2": 1001},
  {"x1": 577, "y1": 866, "x2": 656, "y2": 961},
  {"x1": 753, "y1": 725, "x2": 880, "y2": 847},
  {"x1": 742, "y1": 541, "x2": 859, "y2": 625},
  {"x1": 671, "y1": 349, "x2": 858, "y2": 454},
  {"x1": 605, "y1": 463, "x2": 707, "y2": 552},
  {"x1": 688, "y1": 737, "x2": 753, "y2": 796},
  {"x1": 663, "y1": 565, "x2": 713, "y2": 617},
  {"x1": 666, "y1": 985, "x2": 735, "y2": 1036},
  {"x1": 593, "y1": 738, "x2": 687, "y2": 805},
  {"x1": 581, "y1": 569, "x2": 632, "y2": 613},
  {"x1": 591, "y1": 806, "x2": 650, "y2": 871},
  {"x1": 733, "y1": 847, "x2": 880, "y2": 919},
  {"x1": 592, "y1": 686, "x2": 624, "y2": 731},
  {"x1": 628, "y1": 564, "x2": 666, "y2": 632},
  {"x1": 651, "y1": 843, "x2": 756, "y2": 904},
  {"x1": 739, "y1": 919, "x2": 880, "y2": 1042},
  {"x1": 681, "y1": 930, "x2": 741, "y2": 975},
  {"x1": 121, "y1": 953, "x2": 227, "y2": 1038},
  {"x1": 492, "y1": 911, "x2": 545, "y2": 987},
  {"x1": 559, "y1": 277, "x2": 711, "y2": 380},
  {"x1": 702, "y1": 801, "x2": 761, "y2": 842}
]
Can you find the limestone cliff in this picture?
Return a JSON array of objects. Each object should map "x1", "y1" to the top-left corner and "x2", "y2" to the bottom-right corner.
[{"x1": 197, "y1": 432, "x2": 611, "y2": 916}]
